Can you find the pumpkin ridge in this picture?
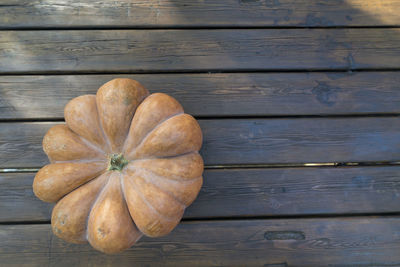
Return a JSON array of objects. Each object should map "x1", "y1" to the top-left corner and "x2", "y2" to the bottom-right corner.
[
  {"x1": 94, "y1": 99, "x2": 113, "y2": 153},
  {"x1": 119, "y1": 94, "x2": 150, "y2": 155},
  {"x1": 149, "y1": 151, "x2": 199, "y2": 161},
  {"x1": 76, "y1": 130, "x2": 108, "y2": 156},
  {"x1": 130, "y1": 167, "x2": 187, "y2": 209},
  {"x1": 62, "y1": 167, "x2": 108, "y2": 199},
  {"x1": 51, "y1": 171, "x2": 110, "y2": 244},
  {"x1": 128, "y1": 151, "x2": 203, "y2": 181},
  {"x1": 43, "y1": 124, "x2": 106, "y2": 163},
  {"x1": 124, "y1": 111, "x2": 184, "y2": 159},
  {"x1": 96, "y1": 79, "x2": 150, "y2": 153},
  {"x1": 130, "y1": 166, "x2": 202, "y2": 207},
  {"x1": 129, "y1": 113, "x2": 202, "y2": 160},
  {"x1": 64, "y1": 95, "x2": 111, "y2": 154},
  {"x1": 121, "y1": 150, "x2": 198, "y2": 163},
  {"x1": 65, "y1": 168, "x2": 109, "y2": 200},
  {"x1": 119, "y1": 171, "x2": 144, "y2": 237},
  {"x1": 85, "y1": 171, "x2": 113, "y2": 241},
  {"x1": 52, "y1": 158, "x2": 108, "y2": 164},
  {"x1": 124, "y1": 176, "x2": 179, "y2": 222},
  {"x1": 33, "y1": 161, "x2": 108, "y2": 202},
  {"x1": 118, "y1": 171, "x2": 144, "y2": 244},
  {"x1": 121, "y1": 93, "x2": 183, "y2": 155},
  {"x1": 86, "y1": 172, "x2": 142, "y2": 253},
  {"x1": 130, "y1": 163, "x2": 202, "y2": 183}
]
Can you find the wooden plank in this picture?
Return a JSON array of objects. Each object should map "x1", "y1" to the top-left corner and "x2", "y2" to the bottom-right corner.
[
  {"x1": 1, "y1": 217, "x2": 400, "y2": 266},
  {"x1": 1, "y1": 0, "x2": 400, "y2": 28},
  {"x1": 1, "y1": 117, "x2": 399, "y2": 168},
  {"x1": 1, "y1": 29, "x2": 400, "y2": 73},
  {"x1": 0, "y1": 172, "x2": 51, "y2": 222},
  {"x1": 2, "y1": 166, "x2": 400, "y2": 222},
  {"x1": 1, "y1": 72, "x2": 400, "y2": 119}
]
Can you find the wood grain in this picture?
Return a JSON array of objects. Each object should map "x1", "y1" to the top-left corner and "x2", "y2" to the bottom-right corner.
[
  {"x1": 1, "y1": 29, "x2": 400, "y2": 73},
  {"x1": 1, "y1": 217, "x2": 400, "y2": 266},
  {"x1": 0, "y1": 172, "x2": 52, "y2": 222},
  {"x1": 1, "y1": 0, "x2": 399, "y2": 28},
  {"x1": 1, "y1": 72, "x2": 400, "y2": 119},
  {"x1": 2, "y1": 0, "x2": 399, "y2": 265},
  {"x1": 2, "y1": 166, "x2": 400, "y2": 222},
  {"x1": 1, "y1": 117, "x2": 399, "y2": 168}
]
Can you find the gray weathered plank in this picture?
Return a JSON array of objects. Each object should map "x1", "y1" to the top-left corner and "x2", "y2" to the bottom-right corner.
[
  {"x1": 1, "y1": 217, "x2": 400, "y2": 266},
  {"x1": 2, "y1": 166, "x2": 400, "y2": 222},
  {"x1": 1, "y1": 117, "x2": 399, "y2": 168},
  {"x1": 1, "y1": 0, "x2": 400, "y2": 28},
  {"x1": 1, "y1": 29, "x2": 400, "y2": 73},
  {"x1": 1, "y1": 72, "x2": 400, "y2": 119},
  {"x1": 0, "y1": 172, "x2": 51, "y2": 222}
]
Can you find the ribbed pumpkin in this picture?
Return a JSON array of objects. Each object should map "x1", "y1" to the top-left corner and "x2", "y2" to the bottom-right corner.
[{"x1": 32, "y1": 78, "x2": 203, "y2": 254}]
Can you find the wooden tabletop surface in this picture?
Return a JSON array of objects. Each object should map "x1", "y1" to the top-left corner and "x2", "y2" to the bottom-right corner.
[{"x1": 1, "y1": 1, "x2": 400, "y2": 266}]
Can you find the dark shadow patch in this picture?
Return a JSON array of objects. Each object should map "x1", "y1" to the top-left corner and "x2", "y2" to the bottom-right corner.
[
  {"x1": 264, "y1": 263, "x2": 288, "y2": 267},
  {"x1": 305, "y1": 14, "x2": 334, "y2": 26},
  {"x1": 350, "y1": 175, "x2": 372, "y2": 188},
  {"x1": 265, "y1": 0, "x2": 281, "y2": 7},
  {"x1": 347, "y1": 53, "x2": 356, "y2": 70},
  {"x1": 312, "y1": 81, "x2": 341, "y2": 106},
  {"x1": 264, "y1": 230, "x2": 305, "y2": 240}
]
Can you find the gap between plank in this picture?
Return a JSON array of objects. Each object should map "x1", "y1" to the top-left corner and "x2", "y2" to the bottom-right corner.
[
  {"x1": 1, "y1": 161, "x2": 400, "y2": 173},
  {"x1": 182, "y1": 212, "x2": 400, "y2": 222},
  {"x1": 0, "y1": 113, "x2": 399, "y2": 123},
  {"x1": 0, "y1": 26, "x2": 400, "y2": 31},
  {"x1": 0, "y1": 69, "x2": 400, "y2": 76},
  {"x1": 2, "y1": 68, "x2": 400, "y2": 76},
  {"x1": 1, "y1": 212, "x2": 400, "y2": 226}
]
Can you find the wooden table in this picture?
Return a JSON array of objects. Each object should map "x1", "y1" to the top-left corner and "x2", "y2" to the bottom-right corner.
[{"x1": 1, "y1": 1, "x2": 400, "y2": 266}]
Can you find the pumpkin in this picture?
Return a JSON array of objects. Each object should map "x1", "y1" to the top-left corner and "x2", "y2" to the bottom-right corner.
[{"x1": 32, "y1": 78, "x2": 203, "y2": 254}]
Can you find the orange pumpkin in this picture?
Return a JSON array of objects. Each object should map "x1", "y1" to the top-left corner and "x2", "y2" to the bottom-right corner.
[{"x1": 32, "y1": 78, "x2": 203, "y2": 254}]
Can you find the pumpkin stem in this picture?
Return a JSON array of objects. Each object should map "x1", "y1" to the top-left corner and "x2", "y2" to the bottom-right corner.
[{"x1": 108, "y1": 154, "x2": 129, "y2": 171}]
